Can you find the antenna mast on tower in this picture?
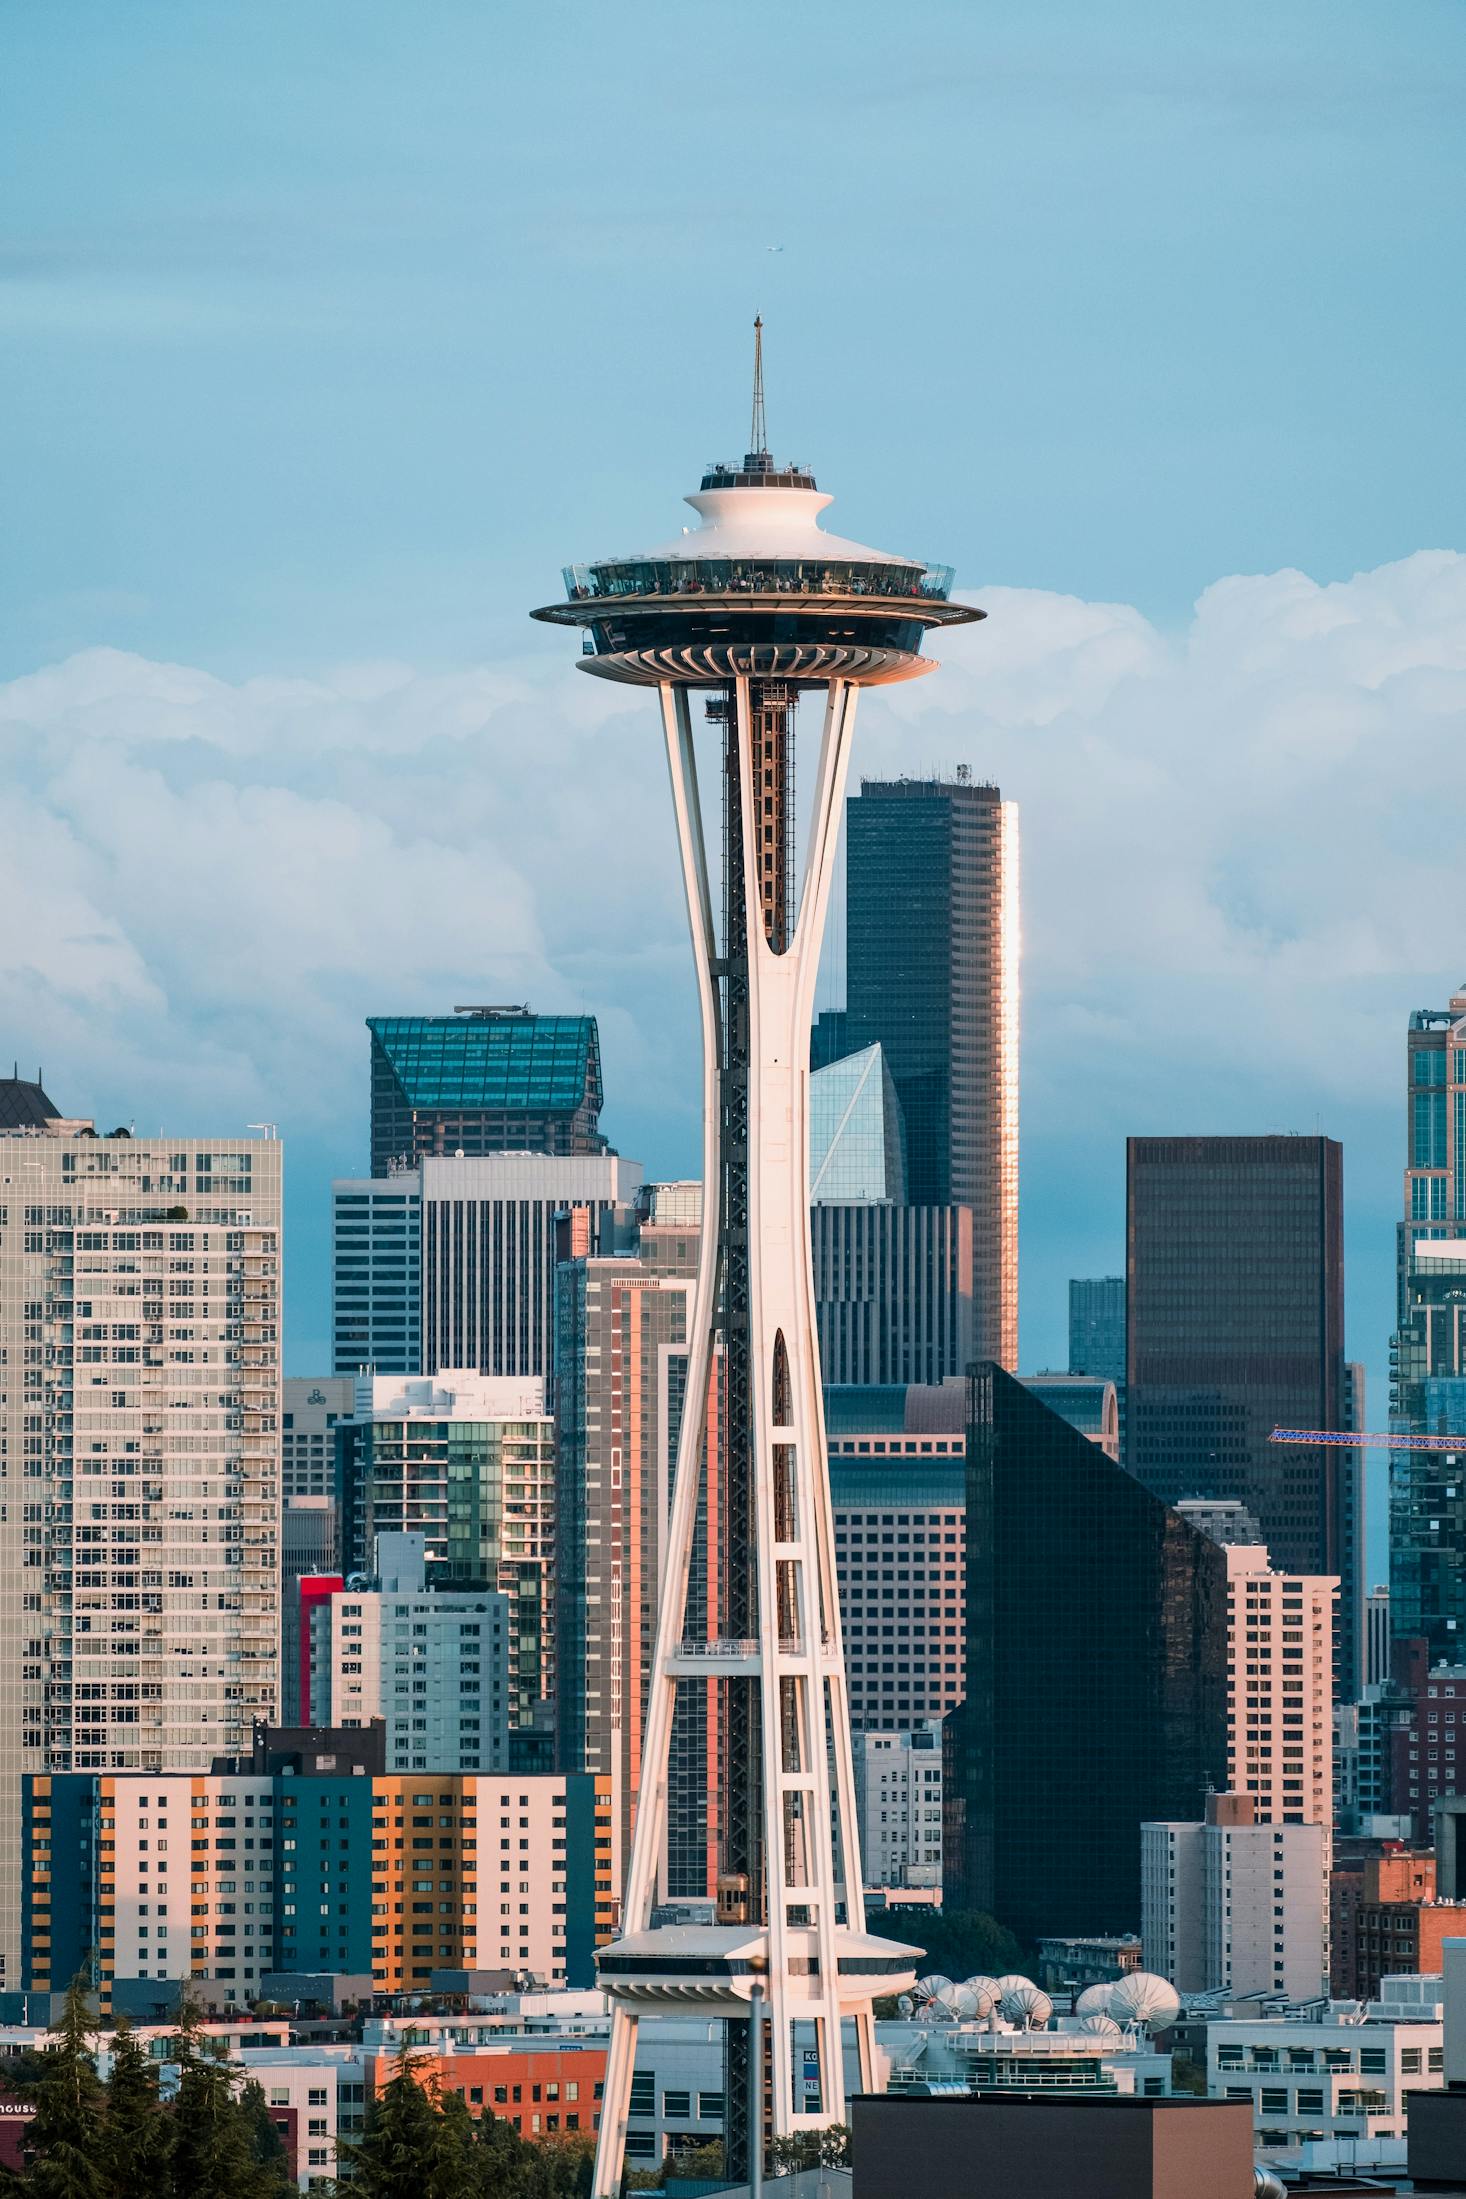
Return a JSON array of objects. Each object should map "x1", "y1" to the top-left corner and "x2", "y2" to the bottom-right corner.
[{"x1": 750, "y1": 315, "x2": 767, "y2": 457}]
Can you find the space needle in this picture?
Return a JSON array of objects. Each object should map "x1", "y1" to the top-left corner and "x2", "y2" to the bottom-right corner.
[{"x1": 532, "y1": 324, "x2": 984, "y2": 2197}]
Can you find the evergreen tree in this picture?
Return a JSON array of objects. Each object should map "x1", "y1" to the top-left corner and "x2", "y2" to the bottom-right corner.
[
  {"x1": 20, "y1": 1974, "x2": 106, "y2": 2199},
  {"x1": 98, "y1": 2017, "x2": 174, "y2": 2197},
  {"x1": 237, "y1": 2081, "x2": 290, "y2": 2181},
  {"x1": 167, "y1": 1989, "x2": 290, "y2": 2199},
  {"x1": 344, "y1": 2050, "x2": 460, "y2": 2199}
]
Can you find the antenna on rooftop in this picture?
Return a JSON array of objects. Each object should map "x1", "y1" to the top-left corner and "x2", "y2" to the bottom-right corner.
[{"x1": 750, "y1": 315, "x2": 767, "y2": 457}]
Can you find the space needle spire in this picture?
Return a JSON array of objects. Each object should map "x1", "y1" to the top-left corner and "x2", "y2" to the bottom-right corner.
[
  {"x1": 750, "y1": 314, "x2": 768, "y2": 458},
  {"x1": 533, "y1": 335, "x2": 983, "y2": 2199}
]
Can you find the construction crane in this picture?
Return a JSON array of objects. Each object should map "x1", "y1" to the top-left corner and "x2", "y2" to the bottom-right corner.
[{"x1": 1269, "y1": 1426, "x2": 1463, "y2": 1453}]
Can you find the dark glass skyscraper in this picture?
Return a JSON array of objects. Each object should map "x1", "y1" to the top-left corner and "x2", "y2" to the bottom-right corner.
[
  {"x1": 368, "y1": 1006, "x2": 607, "y2": 1177},
  {"x1": 1068, "y1": 1275, "x2": 1126, "y2": 1383},
  {"x1": 1125, "y1": 1134, "x2": 1360, "y2": 1695},
  {"x1": 844, "y1": 775, "x2": 1018, "y2": 1369},
  {"x1": 944, "y1": 1366, "x2": 1228, "y2": 1941}
]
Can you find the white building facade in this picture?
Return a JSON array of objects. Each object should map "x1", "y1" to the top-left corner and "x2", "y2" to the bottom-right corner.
[
  {"x1": 1142, "y1": 1798, "x2": 1327, "y2": 2000},
  {"x1": 1203, "y1": 1977, "x2": 1444, "y2": 2167},
  {"x1": 312, "y1": 1533, "x2": 512, "y2": 1772},
  {"x1": 853, "y1": 1723, "x2": 943, "y2": 1889}
]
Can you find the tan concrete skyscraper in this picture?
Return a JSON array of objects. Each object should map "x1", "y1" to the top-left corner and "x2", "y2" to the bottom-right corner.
[{"x1": 0, "y1": 1081, "x2": 280, "y2": 1980}]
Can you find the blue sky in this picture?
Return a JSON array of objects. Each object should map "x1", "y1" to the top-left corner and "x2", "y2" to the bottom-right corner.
[{"x1": 5, "y1": 0, "x2": 1466, "y2": 1573}]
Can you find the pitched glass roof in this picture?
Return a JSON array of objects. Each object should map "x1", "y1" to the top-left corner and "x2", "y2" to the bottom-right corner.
[{"x1": 369, "y1": 1014, "x2": 600, "y2": 1113}]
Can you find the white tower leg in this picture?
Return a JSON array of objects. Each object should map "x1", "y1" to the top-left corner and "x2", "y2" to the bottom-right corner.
[{"x1": 592, "y1": 676, "x2": 879, "y2": 2199}]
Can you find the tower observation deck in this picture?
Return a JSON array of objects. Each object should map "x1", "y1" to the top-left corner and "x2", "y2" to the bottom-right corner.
[{"x1": 532, "y1": 328, "x2": 983, "y2": 2198}]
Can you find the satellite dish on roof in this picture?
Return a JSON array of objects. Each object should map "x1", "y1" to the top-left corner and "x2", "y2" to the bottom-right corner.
[
  {"x1": 913, "y1": 1975, "x2": 953, "y2": 2014},
  {"x1": 1074, "y1": 1982, "x2": 1116, "y2": 2016},
  {"x1": 1000, "y1": 1981, "x2": 1053, "y2": 2029},
  {"x1": 1075, "y1": 2012, "x2": 1123, "y2": 2038},
  {"x1": 1108, "y1": 1972, "x2": 1181, "y2": 2029},
  {"x1": 960, "y1": 1976, "x2": 1000, "y2": 2018},
  {"x1": 936, "y1": 1983, "x2": 981, "y2": 2020}
]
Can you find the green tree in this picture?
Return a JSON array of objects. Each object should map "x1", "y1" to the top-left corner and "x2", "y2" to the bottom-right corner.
[
  {"x1": 167, "y1": 1988, "x2": 291, "y2": 2199},
  {"x1": 98, "y1": 2017, "x2": 174, "y2": 2196},
  {"x1": 345, "y1": 2051, "x2": 477, "y2": 2199},
  {"x1": 21, "y1": 1974, "x2": 107, "y2": 2199},
  {"x1": 768, "y1": 2123, "x2": 851, "y2": 2172},
  {"x1": 237, "y1": 2082, "x2": 290, "y2": 2181}
]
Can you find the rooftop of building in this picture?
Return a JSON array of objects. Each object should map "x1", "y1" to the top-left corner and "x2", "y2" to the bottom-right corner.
[
  {"x1": 824, "y1": 1381, "x2": 967, "y2": 1437},
  {"x1": 368, "y1": 1008, "x2": 603, "y2": 1117},
  {"x1": 0, "y1": 1074, "x2": 59, "y2": 1128}
]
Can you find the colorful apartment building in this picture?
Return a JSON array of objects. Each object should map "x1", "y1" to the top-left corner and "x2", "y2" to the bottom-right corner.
[{"x1": 23, "y1": 1768, "x2": 614, "y2": 2007}]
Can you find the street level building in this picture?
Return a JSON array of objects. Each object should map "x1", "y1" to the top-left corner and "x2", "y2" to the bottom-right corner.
[
  {"x1": 1201, "y1": 1978, "x2": 1444, "y2": 2166},
  {"x1": 0, "y1": 1091, "x2": 281, "y2": 1983},
  {"x1": 22, "y1": 1765, "x2": 614, "y2": 2004}
]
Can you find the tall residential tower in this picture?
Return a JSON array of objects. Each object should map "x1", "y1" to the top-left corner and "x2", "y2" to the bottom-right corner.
[{"x1": 0, "y1": 1086, "x2": 281, "y2": 1980}]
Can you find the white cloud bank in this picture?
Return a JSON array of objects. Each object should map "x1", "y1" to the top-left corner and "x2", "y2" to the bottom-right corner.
[{"x1": 1, "y1": 551, "x2": 1462, "y2": 1242}]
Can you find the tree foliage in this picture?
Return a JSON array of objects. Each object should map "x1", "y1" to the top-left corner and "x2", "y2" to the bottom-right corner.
[
  {"x1": 5, "y1": 1976, "x2": 290, "y2": 2199},
  {"x1": 768, "y1": 2123, "x2": 851, "y2": 2172},
  {"x1": 878, "y1": 1906, "x2": 1025, "y2": 1982},
  {"x1": 344, "y1": 2049, "x2": 596, "y2": 2198}
]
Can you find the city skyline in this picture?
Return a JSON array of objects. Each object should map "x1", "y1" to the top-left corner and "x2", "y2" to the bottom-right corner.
[
  {"x1": 5, "y1": 10, "x2": 1466, "y2": 2191},
  {"x1": 5, "y1": 11, "x2": 1466, "y2": 1572}
]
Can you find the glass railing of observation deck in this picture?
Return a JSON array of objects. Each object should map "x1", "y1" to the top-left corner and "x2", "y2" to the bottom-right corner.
[{"x1": 560, "y1": 558, "x2": 956, "y2": 604}]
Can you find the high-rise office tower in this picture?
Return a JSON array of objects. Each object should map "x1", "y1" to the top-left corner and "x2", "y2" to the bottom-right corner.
[
  {"x1": 331, "y1": 1179, "x2": 422, "y2": 1376},
  {"x1": 368, "y1": 1006, "x2": 608, "y2": 1178},
  {"x1": 945, "y1": 1367, "x2": 1229, "y2": 1942},
  {"x1": 553, "y1": 1183, "x2": 720, "y2": 1906},
  {"x1": 354, "y1": 1370, "x2": 555, "y2": 1734},
  {"x1": 826, "y1": 1383, "x2": 967, "y2": 1735},
  {"x1": 0, "y1": 1087, "x2": 281, "y2": 1980},
  {"x1": 1068, "y1": 1276, "x2": 1125, "y2": 1384},
  {"x1": 1125, "y1": 1135, "x2": 1360, "y2": 1698},
  {"x1": 844, "y1": 774, "x2": 1019, "y2": 1370},
  {"x1": 808, "y1": 1041, "x2": 975, "y2": 1385},
  {"x1": 533, "y1": 333, "x2": 975, "y2": 2190},
  {"x1": 811, "y1": 1205, "x2": 975, "y2": 1386},
  {"x1": 1391, "y1": 990, "x2": 1466, "y2": 1666},
  {"x1": 332, "y1": 1151, "x2": 640, "y2": 1380}
]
